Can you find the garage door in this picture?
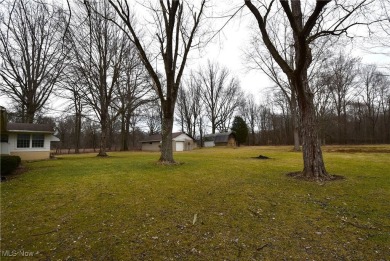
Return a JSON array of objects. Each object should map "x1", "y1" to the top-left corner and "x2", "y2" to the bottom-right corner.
[{"x1": 176, "y1": 141, "x2": 184, "y2": 151}]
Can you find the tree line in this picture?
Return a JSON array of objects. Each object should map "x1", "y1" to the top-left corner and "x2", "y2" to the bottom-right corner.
[{"x1": 243, "y1": 51, "x2": 390, "y2": 147}]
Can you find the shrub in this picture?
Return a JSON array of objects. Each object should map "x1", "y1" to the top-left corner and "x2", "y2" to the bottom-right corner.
[
  {"x1": 1, "y1": 155, "x2": 21, "y2": 176},
  {"x1": 231, "y1": 116, "x2": 249, "y2": 146}
]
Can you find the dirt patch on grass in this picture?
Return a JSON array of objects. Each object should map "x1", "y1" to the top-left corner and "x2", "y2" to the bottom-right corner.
[
  {"x1": 251, "y1": 155, "x2": 271, "y2": 160},
  {"x1": 155, "y1": 161, "x2": 184, "y2": 166},
  {"x1": 286, "y1": 171, "x2": 345, "y2": 182}
]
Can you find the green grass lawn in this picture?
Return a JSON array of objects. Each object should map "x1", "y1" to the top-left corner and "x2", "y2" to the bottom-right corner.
[{"x1": 1, "y1": 146, "x2": 390, "y2": 260}]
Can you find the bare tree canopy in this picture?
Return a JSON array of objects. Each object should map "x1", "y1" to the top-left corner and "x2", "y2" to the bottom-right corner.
[
  {"x1": 112, "y1": 45, "x2": 154, "y2": 151},
  {"x1": 143, "y1": 99, "x2": 162, "y2": 136},
  {"x1": 198, "y1": 61, "x2": 243, "y2": 134},
  {"x1": 67, "y1": 1, "x2": 129, "y2": 156},
  {"x1": 0, "y1": 0, "x2": 70, "y2": 123},
  {"x1": 175, "y1": 74, "x2": 203, "y2": 138},
  {"x1": 107, "y1": 0, "x2": 208, "y2": 163},
  {"x1": 240, "y1": 94, "x2": 260, "y2": 146}
]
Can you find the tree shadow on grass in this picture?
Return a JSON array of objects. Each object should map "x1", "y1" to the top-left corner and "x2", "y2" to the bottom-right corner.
[{"x1": 286, "y1": 171, "x2": 345, "y2": 182}]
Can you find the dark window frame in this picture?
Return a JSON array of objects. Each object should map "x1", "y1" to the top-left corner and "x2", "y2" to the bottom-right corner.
[
  {"x1": 1, "y1": 134, "x2": 8, "y2": 143},
  {"x1": 17, "y1": 134, "x2": 30, "y2": 148},
  {"x1": 32, "y1": 134, "x2": 45, "y2": 148}
]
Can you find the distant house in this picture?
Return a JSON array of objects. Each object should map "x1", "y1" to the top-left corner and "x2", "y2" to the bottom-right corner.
[
  {"x1": 1, "y1": 122, "x2": 60, "y2": 160},
  {"x1": 140, "y1": 132, "x2": 196, "y2": 152},
  {"x1": 203, "y1": 131, "x2": 237, "y2": 147}
]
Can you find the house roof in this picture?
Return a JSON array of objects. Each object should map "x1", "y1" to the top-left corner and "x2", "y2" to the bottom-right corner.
[
  {"x1": 204, "y1": 131, "x2": 236, "y2": 143},
  {"x1": 203, "y1": 134, "x2": 216, "y2": 142},
  {"x1": 141, "y1": 132, "x2": 193, "y2": 143},
  {"x1": 7, "y1": 123, "x2": 55, "y2": 133}
]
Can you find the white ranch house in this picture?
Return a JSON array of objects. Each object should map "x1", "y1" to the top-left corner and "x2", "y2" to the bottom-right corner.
[{"x1": 1, "y1": 123, "x2": 60, "y2": 160}]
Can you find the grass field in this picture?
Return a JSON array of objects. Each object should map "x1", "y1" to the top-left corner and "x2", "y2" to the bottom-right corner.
[{"x1": 1, "y1": 146, "x2": 389, "y2": 260}]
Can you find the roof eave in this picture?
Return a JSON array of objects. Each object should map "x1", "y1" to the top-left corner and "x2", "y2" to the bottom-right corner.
[
  {"x1": 7, "y1": 130, "x2": 54, "y2": 134},
  {"x1": 140, "y1": 140, "x2": 161, "y2": 143}
]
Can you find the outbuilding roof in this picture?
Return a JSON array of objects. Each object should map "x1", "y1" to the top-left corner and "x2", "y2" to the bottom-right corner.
[
  {"x1": 204, "y1": 131, "x2": 236, "y2": 143},
  {"x1": 141, "y1": 132, "x2": 188, "y2": 143},
  {"x1": 7, "y1": 123, "x2": 55, "y2": 133}
]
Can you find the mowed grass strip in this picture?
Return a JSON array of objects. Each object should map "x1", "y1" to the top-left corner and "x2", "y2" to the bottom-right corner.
[{"x1": 1, "y1": 146, "x2": 389, "y2": 260}]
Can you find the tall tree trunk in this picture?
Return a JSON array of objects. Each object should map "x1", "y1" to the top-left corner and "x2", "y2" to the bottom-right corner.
[
  {"x1": 251, "y1": 128, "x2": 256, "y2": 145},
  {"x1": 199, "y1": 117, "x2": 204, "y2": 148},
  {"x1": 125, "y1": 114, "x2": 130, "y2": 150},
  {"x1": 98, "y1": 113, "x2": 108, "y2": 157},
  {"x1": 342, "y1": 111, "x2": 347, "y2": 144},
  {"x1": 291, "y1": 88, "x2": 300, "y2": 151},
  {"x1": 120, "y1": 113, "x2": 126, "y2": 151},
  {"x1": 26, "y1": 108, "x2": 35, "y2": 123},
  {"x1": 387, "y1": 99, "x2": 390, "y2": 143},
  {"x1": 290, "y1": 1, "x2": 329, "y2": 180},
  {"x1": 159, "y1": 116, "x2": 174, "y2": 163},
  {"x1": 293, "y1": 127, "x2": 300, "y2": 150},
  {"x1": 292, "y1": 69, "x2": 329, "y2": 180},
  {"x1": 75, "y1": 112, "x2": 81, "y2": 154},
  {"x1": 298, "y1": 89, "x2": 328, "y2": 179}
]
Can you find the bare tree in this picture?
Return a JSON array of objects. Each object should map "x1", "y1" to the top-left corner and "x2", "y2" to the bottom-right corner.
[
  {"x1": 57, "y1": 68, "x2": 85, "y2": 153},
  {"x1": 113, "y1": 45, "x2": 153, "y2": 151},
  {"x1": 359, "y1": 64, "x2": 385, "y2": 141},
  {"x1": 377, "y1": 74, "x2": 390, "y2": 143},
  {"x1": 199, "y1": 61, "x2": 243, "y2": 134},
  {"x1": 311, "y1": 72, "x2": 333, "y2": 144},
  {"x1": 323, "y1": 51, "x2": 360, "y2": 143},
  {"x1": 244, "y1": 0, "x2": 383, "y2": 180},
  {"x1": 143, "y1": 100, "x2": 162, "y2": 136},
  {"x1": 68, "y1": 1, "x2": 128, "y2": 156},
  {"x1": 246, "y1": 48, "x2": 301, "y2": 150},
  {"x1": 107, "y1": 0, "x2": 207, "y2": 163},
  {"x1": 244, "y1": 4, "x2": 301, "y2": 150},
  {"x1": 245, "y1": 9, "x2": 350, "y2": 151},
  {"x1": 128, "y1": 109, "x2": 143, "y2": 149},
  {"x1": 55, "y1": 114, "x2": 80, "y2": 154},
  {"x1": 175, "y1": 74, "x2": 202, "y2": 137},
  {"x1": 0, "y1": 0, "x2": 70, "y2": 123},
  {"x1": 240, "y1": 94, "x2": 259, "y2": 145}
]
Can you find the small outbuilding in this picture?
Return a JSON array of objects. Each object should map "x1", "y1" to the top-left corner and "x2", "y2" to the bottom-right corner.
[
  {"x1": 203, "y1": 131, "x2": 237, "y2": 147},
  {"x1": 141, "y1": 132, "x2": 196, "y2": 152},
  {"x1": 1, "y1": 123, "x2": 60, "y2": 160}
]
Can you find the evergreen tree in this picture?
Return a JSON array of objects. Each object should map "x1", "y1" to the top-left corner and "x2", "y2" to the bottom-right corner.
[{"x1": 231, "y1": 116, "x2": 249, "y2": 146}]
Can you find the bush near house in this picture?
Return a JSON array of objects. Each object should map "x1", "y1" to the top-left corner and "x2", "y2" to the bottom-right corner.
[{"x1": 0, "y1": 155, "x2": 21, "y2": 176}]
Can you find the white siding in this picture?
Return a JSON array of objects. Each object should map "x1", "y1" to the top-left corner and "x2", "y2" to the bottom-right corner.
[
  {"x1": 1, "y1": 142, "x2": 9, "y2": 154},
  {"x1": 142, "y1": 133, "x2": 195, "y2": 152},
  {"x1": 204, "y1": 141, "x2": 215, "y2": 147},
  {"x1": 141, "y1": 141, "x2": 161, "y2": 151},
  {"x1": 173, "y1": 134, "x2": 194, "y2": 151},
  {"x1": 8, "y1": 133, "x2": 52, "y2": 153}
]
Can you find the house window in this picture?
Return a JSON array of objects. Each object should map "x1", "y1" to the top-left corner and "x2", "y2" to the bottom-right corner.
[
  {"x1": 17, "y1": 134, "x2": 30, "y2": 148},
  {"x1": 1, "y1": 134, "x2": 8, "y2": 142},
  {"x1": 32, "y1": 134, "x2": 44, "y2": 148}
]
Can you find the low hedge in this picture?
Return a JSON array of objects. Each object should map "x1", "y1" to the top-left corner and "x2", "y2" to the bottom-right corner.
[{"x1": 1, "y1": 155, "x2": 21, "y2": 176}]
